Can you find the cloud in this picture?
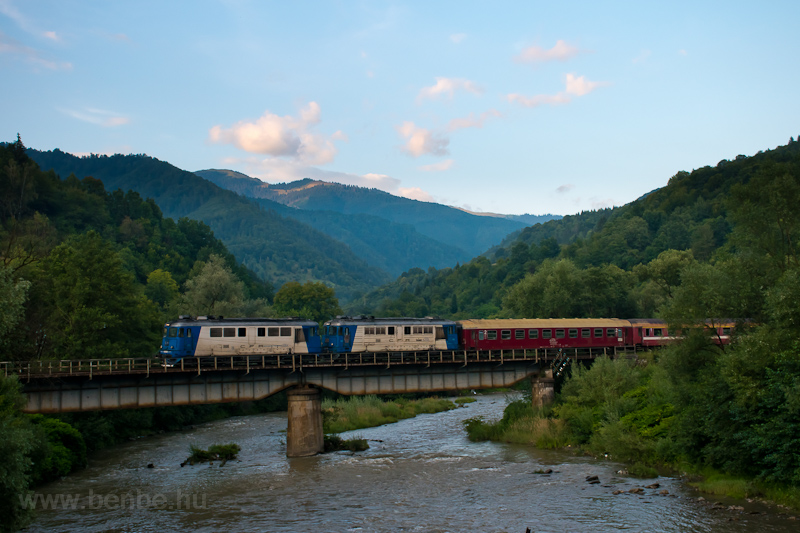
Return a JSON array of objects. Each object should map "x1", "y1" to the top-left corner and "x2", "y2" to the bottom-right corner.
[
  {"x1": 396, "y1": 121, "x2": 449, "y2": 157},
  {"x1": 450, "y1": 33, "x2": 466, "y2": 44},
  {"x1": 556, "y1": 184, "x2": 574, "y2": 194},
  {"x1": 632, "y1": 49, "x2": 651, "y2": 64},
  {"x1": 61, "y1": 107, "x2": 129, "y2": 127},
  {"x1": 514, "y1": 40, "x2": 581, "y2": 64},
  {"x1": 0, "y1": 32, "x2": 71, "y2": 70},
  {"x1": 417, "y1": 77, "x2": 483, "y2": 102},
  {"x1": 397, "y1": 187, "x2": 434, "y2": 202},
  {"x1": 507, "y1": 73, "x2": 607, "y2": 108},
  {"x1": 209, "y1": 102, "x2": 343, "y2": 166},
  {"x1": 418, "y1": 159, "x2": 454, "y2": 172},
  {"x1": 0, "y1": 0, "x2": 60, "y2": 41},
  {"x1": 590, "y1": 197, "x2": 616, "y2": 210},
  {"x1": 447, "y1": 109, "x2": 502, "y2": 131},
  {"x1": 678, "y1": 49, "x2": 688, "y2": 56}
]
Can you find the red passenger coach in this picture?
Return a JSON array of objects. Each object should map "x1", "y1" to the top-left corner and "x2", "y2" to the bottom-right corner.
[
  {"x1": 458, "y1": 319, "x2": 632, "y2": 352},
  {"x1": 628, "y1": 318, "x2": 674, "y2": 347}
]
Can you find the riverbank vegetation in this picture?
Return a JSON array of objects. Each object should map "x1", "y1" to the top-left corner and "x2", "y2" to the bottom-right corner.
[
  {"x1": 185, "y1": 443, "x2": 241, "y2": 465},
  {"x1": 322, "y1": 395, "x2": 456, "y2": 434}
]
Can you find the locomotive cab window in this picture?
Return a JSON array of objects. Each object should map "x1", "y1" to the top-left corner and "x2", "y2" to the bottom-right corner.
[
  {"x1": 515, "y1": 329, "x2": 525, "y2": 340},
  {"x1": 528, "y1": 329, "x2": 538, "y2": 339},
  {"x1": 178, "y1": 328, "x2": 184, "y2": 337},
  {"x1": 186, "y1": 329, "x2": 192, "y2": 338},
  {"x1": 169, "y1": 327, "x2": 178, "y2": 337}
]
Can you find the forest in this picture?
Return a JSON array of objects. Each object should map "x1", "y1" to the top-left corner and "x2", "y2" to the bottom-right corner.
[{"x1": 2, "y1": 134, "x2": 800, "y2": 529}]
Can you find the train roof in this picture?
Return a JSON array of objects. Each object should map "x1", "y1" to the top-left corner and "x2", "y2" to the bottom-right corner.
[
  {"x1": 324, "y1": 316, "x2": 456, "y2": 326},
  {"x1": 165, "y1": 317, "x2": 318, "y2": 327},
  {"x1": 457, "y1": 318, "x2": 631, "y2": 329}
]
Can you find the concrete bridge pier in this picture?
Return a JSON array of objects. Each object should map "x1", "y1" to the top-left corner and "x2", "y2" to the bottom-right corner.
[
  {"x1": 286, "y1": 386, "x2": 324, "y2": 457},
  {"x1": 531, "y1": 369, "x2": 555, "y2": 407}
]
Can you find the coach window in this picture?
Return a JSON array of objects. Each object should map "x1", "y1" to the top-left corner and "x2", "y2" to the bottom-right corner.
[
  {"x1": 568, "y1": 329, "x2": 577, "y2": 338},
  {"x1": 515, "y1": 329, "x2": 525, "y2": 340},
  {"x1": 268, "y1": 327, "x2": 279, "y2": 337},
  {"x1": 238, "y1": 327, "x2": 247, "y2": 337},
  {"x1": 722, "y1": 327, "x2": 731, "y2": 335},
  {"x1": 609, "y1": 328, "x2": 618, "y2": 337},
  {"x1": 224, "y1": 328, "x2": 235, "y2": 337},
  {"x1": 280, "y1": 327, "x2": 291, "y2": 336},
  {"x1": 210, "y1": 328, "x2": 222, "y2": 338},
  {"x1": 594, "y1": 328, "x2": 603, "y2": 338},
  {"x1": 478, "y1": 331, "x2": 485, "y2": 340},
  {"x1": 653, "y1": 328, "x2": 663, "y2": 336},
  {"x1": 257, "y1": 327, "x2": 265, "y2": 337},
  {"x1": 388, "y1": 326, "x2": 395, "y2": 335},
  {"x1": 556, "y1": 329, "x2": 565, "y2": 339},
  {"x1": 542, "y1": 329, "x2": 552, "y2": 339},
  {"x1": 501, "y1": 330, "x2": 511, "y2": 340},
  {"x1": 529, "y1": 329, "x2": 538, "y2": 339},
  {"x1": 487, "y1": 330, "x2": 497, "y2": 340},
  {"x1": 405, "y1": 326, "x2": 411, "y2": 335}
]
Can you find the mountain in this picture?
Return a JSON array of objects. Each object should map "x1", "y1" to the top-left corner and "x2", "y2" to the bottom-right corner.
[
  {"x1": 349, "y1": 139, "x2": 800, "y2": 318},
  {"x1": 27, "y1": 149, "x2": 390, "y2": 302},
  {"x1": 195, "y1": 170, "x2": 550, "y2": 259}
]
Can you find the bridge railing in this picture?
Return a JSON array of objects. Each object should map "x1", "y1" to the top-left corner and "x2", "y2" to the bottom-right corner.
[{"x1": 1, "y1": 346, "x2": 628, "y2": 380}]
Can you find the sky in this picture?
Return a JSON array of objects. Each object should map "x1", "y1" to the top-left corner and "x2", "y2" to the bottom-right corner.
[{"x1": 2, "y1": 1, "x2": 799, "y2": 216}]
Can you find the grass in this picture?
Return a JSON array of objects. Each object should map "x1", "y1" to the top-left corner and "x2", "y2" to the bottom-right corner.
[
  {"x1": 321, "y1": 395, "x2": 456, "y2": 434},
  {"x1": 323, "y1": 434, "x2": 369, "y2": 452},
  {"x1": 186, "y1": 443, "x2": 241, "y2": 465},
  {"x1": 455, "y1": 397, "x2": 477, "y2": 405}
]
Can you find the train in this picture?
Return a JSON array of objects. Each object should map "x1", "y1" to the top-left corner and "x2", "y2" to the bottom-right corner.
[{"x1": 158, "y1": 315, "x2": 735, "y2": 363}]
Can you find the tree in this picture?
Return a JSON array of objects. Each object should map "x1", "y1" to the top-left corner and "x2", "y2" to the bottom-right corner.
[
  {"x1": 273, "y1": 281, "x2": 342, "y2": 324},
  {"x1": 36, "y1": 231, "x2": 161, "y2": 359},
  {"x1": 0, "y1": 265, "x2": 30, "y2": 356},
  {"x1": 144, "y1": 269, "x2": 179, "y2": 308},
  {"x1": 182, "y1": 254, "x2": 245, "y2": 316}
]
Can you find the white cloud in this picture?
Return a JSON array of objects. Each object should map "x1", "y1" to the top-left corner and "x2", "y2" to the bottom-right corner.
[
  {"x1": 632, "y1": 49, "x2": 651, "y2": 64},
  {"x1": 417, "y1": 77, "x2": 483, "y2": 102},
  {"x1": 590, "y1": 197, "x2": 616, "y2": 209},
  {"x1": 418, "y1": 159, "x2": 454, "y2": 172},
  {"x1": 556, "y1": 184, "x2": 574, "y2": 194},
  {"x1": 0, "y1": 32, "x2": 71, "y2": 70},
  {"x1": 447, "y1": 109, "x2": 501, "y2": 131},
  {"x1": 450, "y1": 33, "x2": 466, "y2": 44},
  {"x1": 396, "y1": 121, "x2": 450, "y2": 157},
  {"x1": 514, "y1": 40, "x2": 581, "y2": 64},
  {"x1": 398, "y1": 187, "x2": 434, "y2": 202},
  {"x1": 678, "y1": 49, "x2": 688, "y2": 56},
  {"x1": 507, "y1": 73, "x2": 607, "y2": 108},
  {"x1": 0, "y1": 0, "x2": 60, "y2": 41},
  {"x1": 209, "y1": 102, "x2": 343, "y2": 166},
  {"x1": 61, "y1": 107, "x2": 129, "y2": 127}
]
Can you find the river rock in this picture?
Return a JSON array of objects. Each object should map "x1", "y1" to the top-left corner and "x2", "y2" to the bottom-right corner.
[
  {"x1": 629, "y1": 487, "x2": 644, "y2": 494},
  {"x1": 645, "y1": 483, "x2": 659, "y2": 489}
]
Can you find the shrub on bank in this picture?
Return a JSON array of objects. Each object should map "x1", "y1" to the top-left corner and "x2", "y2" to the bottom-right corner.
[{"x1": 322, "y1": 395, "x2": 455, "y2": 433}]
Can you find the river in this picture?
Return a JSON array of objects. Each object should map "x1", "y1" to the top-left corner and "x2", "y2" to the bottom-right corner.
[{"x1": 25, "y1": 394, "x2": 798, "y2": 532}]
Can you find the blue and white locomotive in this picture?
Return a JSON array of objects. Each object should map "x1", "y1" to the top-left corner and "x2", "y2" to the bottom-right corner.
[
  {"x1": 321, "y1": 316, "x2": 459, "y2": 353},
  {"x1": 159, "y1": 316, "x2": 321, "y2": 363}
]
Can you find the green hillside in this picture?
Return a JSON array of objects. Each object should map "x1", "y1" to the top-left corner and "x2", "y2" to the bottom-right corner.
[
  {"x1": 352, "y1": 139, "x2": 800, "y2": 319},
  {"x1": 195, "y1": 169, "x2": 544, "y2": 259},
  {"x1": 28, "y1": 150, "x2": 390, "y2": 302}
]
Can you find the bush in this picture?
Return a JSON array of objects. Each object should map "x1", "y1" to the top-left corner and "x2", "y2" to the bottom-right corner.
[{"x1": 186, "y1": 443, "x2": 240, "y2": 464}]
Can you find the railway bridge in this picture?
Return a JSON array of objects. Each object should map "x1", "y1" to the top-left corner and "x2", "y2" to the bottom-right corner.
[{"x1": 3, "y1": 347, "x2": 627, "y2": 456}]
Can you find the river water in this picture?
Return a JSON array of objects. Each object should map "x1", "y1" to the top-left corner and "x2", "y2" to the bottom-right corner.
[{"x1": 26, "y1": 394, "x2": 798, "y2": 532}]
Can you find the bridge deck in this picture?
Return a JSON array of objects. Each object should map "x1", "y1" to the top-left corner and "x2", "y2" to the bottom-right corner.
[{"x1": 2, "y1": 346, "x2": 637, "y2": 381}]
